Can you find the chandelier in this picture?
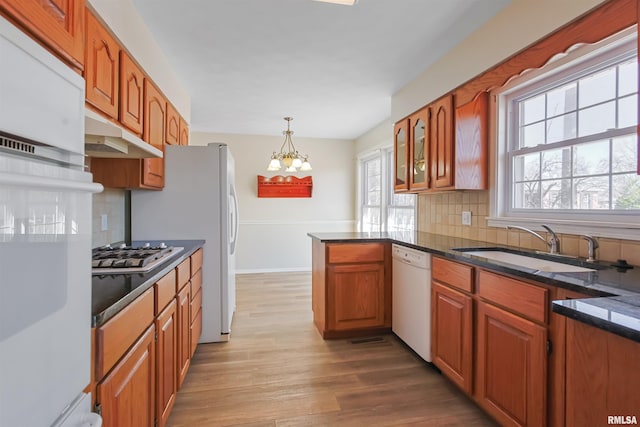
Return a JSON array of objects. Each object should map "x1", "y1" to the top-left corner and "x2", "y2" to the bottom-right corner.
[{"x1": 267, "y1": 117, "x2": 312, "y2": 172}]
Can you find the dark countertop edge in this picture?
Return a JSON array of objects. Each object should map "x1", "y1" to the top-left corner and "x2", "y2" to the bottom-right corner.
[
  {"x1": 552, "y1": 300, "x2": 640, "y2": 343},
  {"x1": 308, "y1": 232, "x2": 640, "y2": 339},
  {"x1": 91, "y1": 240, "x2": 205, "y2": 328}
]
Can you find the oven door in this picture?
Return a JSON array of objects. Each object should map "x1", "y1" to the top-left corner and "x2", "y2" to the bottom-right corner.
[{"x1": 0, "y1": 153, "x2": 102, "y2": 427}]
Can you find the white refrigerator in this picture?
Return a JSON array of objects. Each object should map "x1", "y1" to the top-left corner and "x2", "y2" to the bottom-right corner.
[
  {"x1": 131, "y1": 143, "x2": 238, "y2": 342},
  {"x1": 0, "y1": 15, "x2": 103, "y2": 427}
]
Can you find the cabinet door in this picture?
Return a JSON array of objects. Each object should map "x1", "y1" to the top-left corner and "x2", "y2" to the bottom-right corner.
[
  {"x1": 328, "y1": 263, "x2": 385, "y2": 331},
  {"x1": 97, "y1": 324, "x2": 155, "y2": 427},
  {"x1": 0, "y1": 0, "x2": 85, "y2": 68},
  {"x1": 166, "y1": 103, "x2": 180, "y2": 145},
  {"x1": 430, "y1": 94, "x2": 454, "y2": 189},
  {"x1": 454, "y1": 92, "x2": 488, "y2": 190},
  {"x1": 177, "y1": 284, "x2": 191, "y2": 390},
  {"x1": 156, "y1": 300, "x2": 177, "y2": 427},
  {"x1": 179, "y1": 118, "x2": 189, "y2": 146},
  {"x1": 119, "y1": 51, "x2": 144, "y2": 135},
  {"x1": 394, "y1": 119, "x2": 409, "y2": 192},
  {"x1": 476, "y1": 301, "x2": 547, "y2": 427},
  {"x1": 143, "y1": 80, "x2": 166, "y2": 188},
  {"x1": 409, "y1": 108, "x2": 430, "y2": 191},
  {"x1": 431, "y1": 282, "x2": 473, "y2": 394},
  {"x1": 85, "y1": 10, "x2": 119, "y2": 120}
]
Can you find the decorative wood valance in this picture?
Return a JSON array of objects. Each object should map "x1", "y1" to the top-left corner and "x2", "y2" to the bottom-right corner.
[{"x1": 257, "y1": 175, "x2": 313, "y2": 198}]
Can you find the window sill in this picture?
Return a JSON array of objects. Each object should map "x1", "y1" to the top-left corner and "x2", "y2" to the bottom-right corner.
[{"x1": 487, "y1": 216, "x2": 640, "y2": 241}]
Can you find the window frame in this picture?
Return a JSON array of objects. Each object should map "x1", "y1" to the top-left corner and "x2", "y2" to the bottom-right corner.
[
  {"x1": 357, "y1": 146, "x2": 416, "y2": 232},
  {"x1": 489, "y1": 27, "x2": 640, "y2": 240}
]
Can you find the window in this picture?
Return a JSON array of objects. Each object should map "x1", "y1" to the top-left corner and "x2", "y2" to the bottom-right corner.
[
  {"x1": 492, "y1": 29, "x2": 639, "y2": 238},
  {"x1": 359, "y1": 147, "x2": 415, "y2": 232}
]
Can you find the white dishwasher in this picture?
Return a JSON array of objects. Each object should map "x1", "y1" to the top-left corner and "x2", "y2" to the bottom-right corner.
[{"x1": 392, "y1": 244, "x2": 432, "y2": 362}]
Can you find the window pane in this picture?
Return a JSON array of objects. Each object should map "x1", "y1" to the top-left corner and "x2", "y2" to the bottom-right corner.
[
  {"x1": 574, "y1": 176, "x2": 609, "y2": 209},
  {"x1": 542, "y1": 179, "x2": 571, "y2": 209},
  {"x1": 618, "y1": 59, "x2": 638, "y2": 97},
  {"x1": 618, "y1": 94, "x2": 637, "y2": 128},
  {"x1": 613, "y1": 173, "x2": 640, "y2": 210},
  {"x1": 573, "y1": 140, "x2": 609, "y2": 176},
  {"x1": 540, "y1": 148, "x2": 571, "y2": 180},
  {"x1": 521, "y1": 122, "x2": 545, "y2": 147},
  {"x1": 521, "y1": 94, "x2": 545, "y2": 125},
  {"x1": 547, "y1": 82, "x2": 577, "y2": 116},
  {"x1": 361, "y1": 206, "x2": 381, "y2": 232},
  {"x1": 514, "y1": 181, "x2": 540, "y2": 209},
  {"x1": 612, "y1": 135, "x2": 638, "y2": 173},
  {"x1": 547, "y1": 112, "x2": 576, "y2": 143},
  {"x1": 578, "y1": 101, "x2": 615, "y2": 137},
  {"x1": 513, "y1": 153, "x2": 540, "y2": 182},
  {"x1": 579, "y1": 67, "x2": 616, "y2": 108},
  {"x1": 388, "y1": 207, "x2": 415, "y2": 231}
]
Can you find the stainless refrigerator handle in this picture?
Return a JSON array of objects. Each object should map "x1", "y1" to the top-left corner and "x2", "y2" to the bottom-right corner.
[{"x1": 229, "y1": 183, "x2": 239, "y2": 255}]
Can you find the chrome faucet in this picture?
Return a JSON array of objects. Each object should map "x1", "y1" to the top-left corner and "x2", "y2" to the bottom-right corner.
[
  {"x1": 507, "y1": 224, "x2": 561, "y2": 255},
  {"x1": 582, "y1": 235, "x2": 599, "y2": 262}
]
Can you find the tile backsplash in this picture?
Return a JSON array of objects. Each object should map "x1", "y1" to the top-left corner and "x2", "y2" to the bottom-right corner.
[
  {"x1": 417, "y1": 190, "x2": 640, "y2": 266},
  {"x1": 92, "y1": 188, "x2": 126, "y2": 248}
]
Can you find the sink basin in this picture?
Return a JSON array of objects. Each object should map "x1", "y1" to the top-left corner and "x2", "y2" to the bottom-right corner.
[{"x1": 457, "y1": 250, "x2": 596, "y2": 273}]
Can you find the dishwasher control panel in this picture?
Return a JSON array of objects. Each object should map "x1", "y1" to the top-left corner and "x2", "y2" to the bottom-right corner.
[{"x1": 392, "y1": 244, "x2": 431, "y2": 269}]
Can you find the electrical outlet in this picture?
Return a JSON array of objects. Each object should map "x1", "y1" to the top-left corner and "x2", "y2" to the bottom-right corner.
[
  {"x1": 462, "y1": 211, "x2": 472, "y2": 226},
  {"x1": 101, "y1": 214, "x2": 108, "y2": 231}
]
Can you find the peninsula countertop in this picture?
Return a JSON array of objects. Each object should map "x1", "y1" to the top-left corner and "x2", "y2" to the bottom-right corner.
[{"x1": 308, "y1": 231, "x2": 640, "y2": 342}]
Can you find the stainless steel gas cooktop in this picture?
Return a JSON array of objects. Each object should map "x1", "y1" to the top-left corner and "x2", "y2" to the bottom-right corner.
[{"x1": 91, "y1": 243, "x2": 184, "y2": 275}]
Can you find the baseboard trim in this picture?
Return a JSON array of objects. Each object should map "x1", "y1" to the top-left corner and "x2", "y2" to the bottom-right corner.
[{"x1": 236, "y1": 267, "x2": 312, "y2": 274}]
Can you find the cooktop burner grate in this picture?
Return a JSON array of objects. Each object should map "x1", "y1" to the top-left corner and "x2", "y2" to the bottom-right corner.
[{"x1": 92, "y1": 244, "x2": 184, "y2": 275}]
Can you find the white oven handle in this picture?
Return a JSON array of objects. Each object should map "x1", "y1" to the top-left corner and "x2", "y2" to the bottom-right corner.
[{"x1": 0, "y1": 172, "x2": 103, "y2": 193}]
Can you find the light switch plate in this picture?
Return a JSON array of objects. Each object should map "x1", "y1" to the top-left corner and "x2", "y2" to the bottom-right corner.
[
  {"x1": 462, "y1": 211, "x2": 472, "y2": 226},
  {"x1": 101, "y1": 214, "x2": 108, "y2": 231}
]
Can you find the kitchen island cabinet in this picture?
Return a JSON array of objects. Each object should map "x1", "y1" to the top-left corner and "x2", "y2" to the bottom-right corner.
[{"x1": 312, "y1": 240, "x2": 391, "y2": 339}]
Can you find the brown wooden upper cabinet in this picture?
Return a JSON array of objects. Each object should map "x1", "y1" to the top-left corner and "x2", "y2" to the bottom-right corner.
[
  {"x1": 394, "y1": 92, "x2": 487, "y2": 193},
  {"x1": 393, "y1": 119, "x2": 409, "y2": 192},
  {"x1": 166, "y1": 103, "x2": 180, "y2": 145},
  {"x1": 0, "y1": 0, "x2": 85, "y2": 69},
  {"x1": 142, "y1": 80, "x2": 166, "y2": 189},
  {"x1": 409, "y1": 107, "x2": 430, "y2": 191},
  {"x1": 85, "y1": 9, "x2": 120, "y2": 120},
  {"x1": 179, "y1": 118, "x2": 189, "y2": 146},
  {"x1": 119, "y1": 51, "x2": 145, "y2": 136}
]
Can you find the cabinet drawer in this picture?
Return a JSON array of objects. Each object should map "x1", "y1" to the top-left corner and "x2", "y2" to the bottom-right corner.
[
  {"x1": 96, "y1": 287, "x2": 154, "y2": 379},
  {"x1": 155, "y1": 269, "x2": 177, "y2": 314},
  {"x1": 190, "y1": 268, "x2": 202, "y2": 300},
  {"x1": 191, "y1": 288, "x2": 202, "y2": 323},
  {"x1": 327, "y1": 243, "x2": 385, "y2": 264},
  {"x1": 191, "y1": 248, "x2": 203, "y2": 275},
  {"x1": 176, "y1": 257, "x2": 191, "y2": 292},
  {"x1": 477, "y1": 270, "x2": 548, "y2": 324},
  {"x1": 432, "y1": 257, "x2": 474, "y2": 293}
]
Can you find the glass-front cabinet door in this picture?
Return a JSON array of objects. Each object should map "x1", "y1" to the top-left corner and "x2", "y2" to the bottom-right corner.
[
  {"x1": 394, "y1": 119, "x2": 409, "y2": 192},
  {"x1": 409, "y1": 108, "x2": 429, "y2": 191}
]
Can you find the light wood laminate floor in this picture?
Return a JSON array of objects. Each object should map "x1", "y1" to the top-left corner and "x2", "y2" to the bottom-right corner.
[{"x1": 167, "y1": 272, "x2": 497, "y2": 427}]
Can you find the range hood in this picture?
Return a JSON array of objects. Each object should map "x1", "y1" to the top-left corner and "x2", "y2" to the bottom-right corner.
[{"x1": 85, "y1": 108, "x2": 163, "y2": 158}]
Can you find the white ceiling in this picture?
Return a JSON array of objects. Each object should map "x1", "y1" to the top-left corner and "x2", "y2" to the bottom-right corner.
[{"x1": 131, "y1": 0, "x2": 511, "y2": 139}]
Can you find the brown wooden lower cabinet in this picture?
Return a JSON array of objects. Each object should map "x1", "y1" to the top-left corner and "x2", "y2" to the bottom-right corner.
[
  {"x1": 156, "y1": 299, "x2": 177, "y2": 427},
  {"x1": 177, "y1": 284, "x2": 191, "y2": 389},
  {"x1": 565, "y1": 319, "x2": 640, "y2": 427},
  {"x1": 476, "y1": 301, "x2": 547, "y2": 427},
  {"x1": 96, "y1": 324, "x2": 156, "y2": 427},
  {"x1": 431, "y1": 281, "x2": 473, "y2": 394}
]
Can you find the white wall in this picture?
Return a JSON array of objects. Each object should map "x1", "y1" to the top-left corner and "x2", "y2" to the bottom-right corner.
[
  {"x1": 391, "y1": 0, "x2": 608, "y2": 122},
  {"x1": 87, "y1": 0, "x2": 191, "y2": 121},
  {"x1": 191, "y1": 132, "x2": 356, "y2": 273}
]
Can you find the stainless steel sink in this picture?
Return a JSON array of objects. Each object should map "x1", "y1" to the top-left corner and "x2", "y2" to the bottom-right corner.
[{"x1": 454, "y1": 249, "x2": 596, "y2": 273}]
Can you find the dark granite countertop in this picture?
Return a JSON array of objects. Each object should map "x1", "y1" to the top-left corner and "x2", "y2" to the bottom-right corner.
[
  {"x1": 308, "y1": 231, "x2": 640, "y2": 342},
  {"x1": 92, "y1": 239, "x2": 204, "y2": 327}
]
